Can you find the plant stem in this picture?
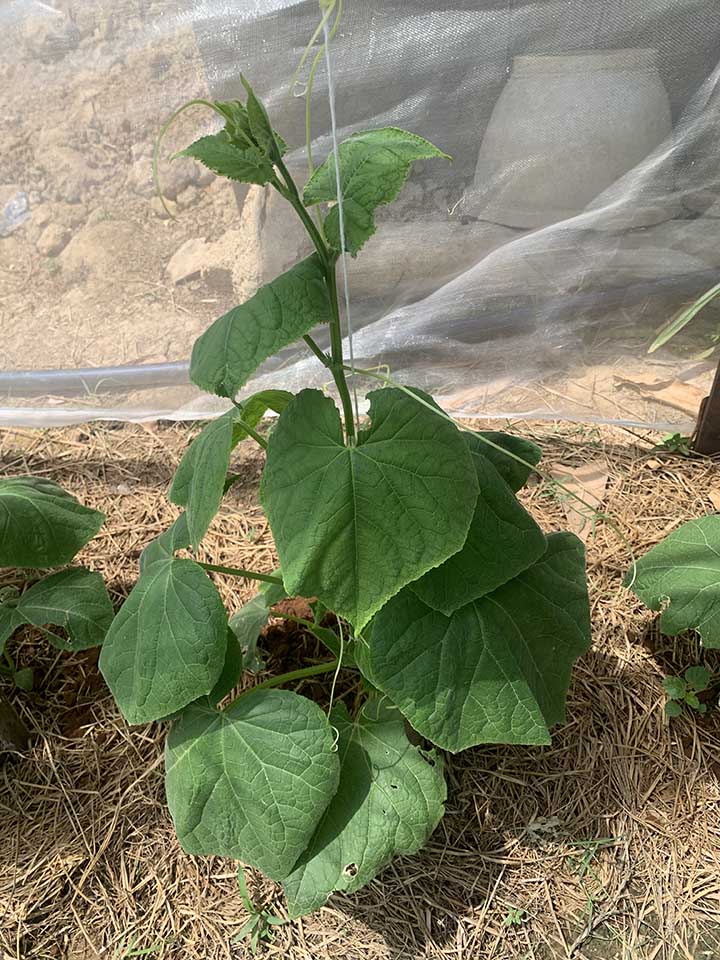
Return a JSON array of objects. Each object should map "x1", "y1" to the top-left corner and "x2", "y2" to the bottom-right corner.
[
  {"x1": 326, "y1": 264, "x2": 356, "y2": 442},
  {"x1": 303, "y1": 334, "x2": 331, "y2": 368},
  {"x1": 273, "y1": 165, "x2": 329, "y2": 267},
  {"x1": 233, "y1": 414, "x2": 268, "y2": 450},
  {"x1": 198, "y1": 562, "x2": 283, "y2": 585},
  {"x1": 251, "y1": 659, "x2": 339, "y2": 693}
]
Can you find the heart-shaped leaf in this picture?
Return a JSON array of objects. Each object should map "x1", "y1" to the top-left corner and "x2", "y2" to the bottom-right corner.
[
  {"x1": 0, "y1": 477, "x2": 104, "y2": 569},
  {"x1": 12, "y1": 567, "x2": 113, "y2": 651},
  {"x1": 165, "y1": 690, "x2": 340, "y2": 880},
  {"x1": 261, "y1": 388, "x2": 478, "y2": 631},
  {"x1": 283, "y1": 698, "x2": 445, "y2": 918},
  {"x1": 99, "y1": 558, "x2": 228, "y2": 724},
  {"x1": 625, "y1": 515, "x2": 720, "y2": 647},
  {"x1": 360, "y1": 533, "x2": 590, "y2": 751}
]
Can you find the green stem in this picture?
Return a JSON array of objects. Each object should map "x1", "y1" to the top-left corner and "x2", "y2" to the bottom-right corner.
[
  {"x1": 273, "y1": 166, "x2": 329, "y2": 266},
  {"x1": 233, "y1": 413, "x2": 267, "y2": 450},
  {"x1": 198, "y1": 562, "x2": 283, "y2": 585},
  {"x1": 303, "y1": 334, "x2": 331, "y2": 368},
  {"x1": 250, "y1": 659, "x2": 340, "y2": 693},
  {"x1": 326, "y1": 265, "x2": 356, "y2": 442}
]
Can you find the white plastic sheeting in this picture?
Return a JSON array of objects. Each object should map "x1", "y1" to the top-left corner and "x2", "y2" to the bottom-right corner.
[{"x1": 1, "y1": 0, "x2": 719, "y2": 427}]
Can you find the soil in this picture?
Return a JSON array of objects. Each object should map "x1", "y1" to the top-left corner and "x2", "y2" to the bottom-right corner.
[{"x1": 1, "y1": 419, "x2": 720, "y2": 960}]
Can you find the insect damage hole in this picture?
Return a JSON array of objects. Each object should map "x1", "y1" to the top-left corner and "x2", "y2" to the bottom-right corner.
[{"x1": 343, "y1": 862, "x2": 358, "y2": 877}]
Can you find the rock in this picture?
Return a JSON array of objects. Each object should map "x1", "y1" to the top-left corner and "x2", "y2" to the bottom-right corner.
[
  {"x1": 61, "y1": 220, "x2": 152, "y2": 278},
  {"x1": 37, "y1": 224, "x2": 71, "y2": 257},
  {"x1": 166, "y1": 237, "x2": 211, "y2": 284},
  {"x1": 39, "y1": 145, "x2": 105, "y2": 204},
  {"x1": 161, "y1": 158, "x2": 198, "y2": 201},
  {"x1": 176, "y1": 185, "x2": 199, "y2": 209},
  {"x1": 150, "y1": 196, "x2": 178, "y2": 220},
  {"x1": 23, "y1": 13, "x2": 80, "y2": 62},
  {"x1": 126, "y1": 158, "x2": 154, "y2": 198},
  {"x1": 194, "y1": 166, "x2": 215, "y2": 189}
]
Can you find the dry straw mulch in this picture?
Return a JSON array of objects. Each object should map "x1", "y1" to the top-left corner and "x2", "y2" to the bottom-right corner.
[{"x1": 1, "y1": 420, "x2": 720, "y2": 960}]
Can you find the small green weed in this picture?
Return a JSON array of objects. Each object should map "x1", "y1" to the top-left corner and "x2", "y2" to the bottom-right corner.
[
  {"x1": 663, "y1": 665, "x2": 711, "y2": 717},
  {"x1": 233, "y1": 866, "x2": 287, "y2": 954},
  {"x1": 655, "y1": 433, "x2": 692, "y2": 456}
]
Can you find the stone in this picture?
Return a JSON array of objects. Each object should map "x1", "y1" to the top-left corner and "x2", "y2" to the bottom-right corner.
[
  {"x1": 165, "y1": 237, "x2": 211, "y2": 284},
  {"x1": 126, "y1": 158, "x2": 154, "y2": 198},
  {"x1": 161, "y1": 159, "x2": 198, "y2": 201},
  {"x1": 36, "y1": 224, "x2": 72, "y2": 257},
  {"x1": 39, "y1": 145, "x2": 105, "y2": 204},
  {"x1": 150, "y1": 196, "x2": 178, "y2": 219},
  {"x1": 176, "y1": 185, "x2": 199, "y2": 209}
]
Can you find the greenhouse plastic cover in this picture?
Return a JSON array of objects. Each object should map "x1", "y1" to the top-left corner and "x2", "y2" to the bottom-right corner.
[{"x1": 1, "y1": 0, "x2": 719, "y2": 428}]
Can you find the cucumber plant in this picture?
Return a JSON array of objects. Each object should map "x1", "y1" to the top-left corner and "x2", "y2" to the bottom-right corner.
[
  {"x1": 99, "y1": 80, "x2": 592, "y2": 918},
  {"x1": 0, "y1": 477, "x2": 112, "y2": 694}
]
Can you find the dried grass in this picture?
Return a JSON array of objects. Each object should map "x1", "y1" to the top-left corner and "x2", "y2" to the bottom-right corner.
[{"x1": 1, "y1": 420, "x2": 720, "y2": 960}]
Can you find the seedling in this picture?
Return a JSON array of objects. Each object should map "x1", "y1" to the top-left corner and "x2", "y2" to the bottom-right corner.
[
  {"x1": 99, "y1": 75, "x2": 592, "y2": 918},
  {"x1": 503, "y1": 907, "x2": 527, "y2": 927},
  {"x1": 662, "y1": 665, "x2": 711, "y2": 717},
  {"x1": 233, "y1": 866, "x2": 287, "y2": 954},
  {"x1": 656, "y1": 433, "x2": 692, "y2": 456}
]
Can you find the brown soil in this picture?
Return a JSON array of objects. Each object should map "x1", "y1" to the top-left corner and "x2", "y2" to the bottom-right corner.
[{"x1": 1, "y1": 420, "x2": 720, "y2": 960}]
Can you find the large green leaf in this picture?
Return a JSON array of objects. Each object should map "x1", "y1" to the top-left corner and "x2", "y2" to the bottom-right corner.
[
  {"x1": 190, "y1": 256, "x2": 331, "y2": 399},
  {"x1": 475, "y1": 431, "x2": 542, "y2": 492},
  {"x1": 303, "y1": 128, "x2": 449, "y2": 255},
  {"x1": 626, "y1": 515, "x2": 720, "y2": 647},
  {"x1": 12, "y1": 567, "x2": 113, "y2": 651},
  {"x1": 170, "y1": 391, "x2": 293, "y2": 549},
  {"x1": 411, "y1": 435, "x2": 546, "y2": 613},
  {"x1": 261, "y1": 388, "x2": 478, "y2": 632},
  {"x1": 165, "y1": 690, "x2": 340, "y2": 880},
  {"x1": 0, "y1": 477, "x2": 104, "y2": 569},
  {"x1": 283, "y1": 699, "x2": 446, "y2": 918},
  {"x1": 360, "y1": 533, "x2": 590, "y2": 751},
  {"x1": 179, "y1": 132, "x2": 274, "y2": 185},
  {"x1": 99, "y1": 558, "x2": 227, "y2": 724}
]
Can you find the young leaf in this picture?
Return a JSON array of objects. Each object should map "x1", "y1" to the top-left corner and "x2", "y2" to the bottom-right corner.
[
  {"x1": 139, "y1": 512, "x2": 190, "y2": 572},
  {"x1": 170, "y1": 391, "x2": 293, "y2": 549},
  {"x1": 282, "y1": 699, "x2": 446, "y2": 918},
  {"x1": 13, "y1": 667, "x2": 33, "y2": 692},
  {"x1": 411, "y1": 436, "x2": 547, "y2": 614},
  {"x1": 625, "y1": 516, "x2": 720, "y2": 647},
  {"x1": 179, "y1": 132, "x2": 274, "y2": 185},
  {"x1": 665, "y1": 700, "x2": 683, "y2": 718},
  {"x1": 261, "y1": 388, "x2": 479, "y2": 632},
  {"x1": 475, "y1": 431, "x2": 542, "y2": 493},
  {"x1": 229, "y1": 594, "x2": 273, "y2": 672},
  {"x1": 240, "y1": 75, "x2": 287, "y2": 160},
  {"x1": 662, "y1": 676, "x2": 686, "y2": 700},
  {"x1": 359, "y1": 533, "x2": 591, "y2": 751},
  {"x1": 303, "y1": 128, "x2": 449, "y2": 255},
  {"x1": 685, "y1": 665, "x2": 711, "y2": 692},
  {"x1": 165, "y1": 690, "x2": 340, "y2": 880},
  {"x1": 0, "y1": 477, "x2": 104, "y2": 569},
  {"x1": 99, "y1": 558, "x2": 228, "y2": 724},
  {"x1": 190, "y1": 256, "x2": 331, "y2": 399},
  {"x1": 13, "y1": 567, "x2": 113, "y2": 651}
]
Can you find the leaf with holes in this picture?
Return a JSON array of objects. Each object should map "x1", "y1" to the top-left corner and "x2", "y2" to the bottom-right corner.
[
  {"x1": 0, "y1": 477, "x2": 104, "y2": 569},
  {"x1": 303, "y1": 128, "x2": 449, "y2": 255},
  {"x1": 359, "y1": 533, "x2": 591, "y2": 751},
  {"x1": 99, "y1": 558, "x2": 227, "y2": 724},
  {"x1": 190, "y1": 256, "x2": 331, "y2": 399},
  {"x1": 165, "y1": 690, "x2": 340, "y2": 880},
  {"x1": 625, "y1": 515, "x2": 720, "y2": 647},
  {"x1": 411, "y1": 434, "x2": 546, "y2": 614},
  {"x1": 283, "y1": 698, "x2": 446, "y2": 917},
  {"x1": 170, "y1": 391, "x2": 293, "y2": 549},
  {"x1": 261, "y1": 388, "x2": 478, "y2": 632}
]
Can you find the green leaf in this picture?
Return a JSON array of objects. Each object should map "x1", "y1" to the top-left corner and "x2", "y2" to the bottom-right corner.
[
  {"x1": 261, "y1": 388, "x2": 478, "y2": 632},
  {"x1": 165, "y1": 690, "x2": 340, "y2": 880},
  {"x1": 662, "y1": 676, "x2": 686, "y2": 699},
  {"x1": 411, "y1": 435, "x2": 546, "y2": 614},
  {"x1": 14, "y1": 567, "x2": 113, "y2": 651},
  {"x1": 303, "y1": 127, "x2": 449, "y2": 255},
  {"x1": 685, "y1": 665, "x2": 711, "y2": 692},
  {"x1": 359, "y1": 533, "x2": 590, "y2": 751},
  {"x1": 625, "y1": 516, "x2": 720, "y2": 647},
  {"x1": 0, "y1": 604, "x2": 23, "y2": 655},
  {"x1": 99, "y1": 558, "x2": 228, "y2": 724},
  {"x1": 207, "y1": 629, "x2": 245, "y2": 704},
  {"x1": 229, "y1": 594, "x2": 273, "y2": 672},
  {"x1": 170, "y1": 392, "x2": 293, "y2": 550},
  {"x1": 179, "y1": 132, "x2": 274, "y2": 185},
  {"x1": 0, "y1": 477, "x2": 104, "y2": 569},
  {"x1": 475, "y1": 432, "x2": 542, "y2": 493},
  {"x1": 13, "y1": 667, "x2": 33, "y2": 692},
  {"x1": 139, "y1": 513, "x2": 190, "y2": 572},
  {"x1": 665, "y1": 700, "x2": 683, "y2": 718},
  {"x1": 282, "y1": 699, "x2": 446, "y2": 918},
  {"x1": 240, "y1": 75, "x2": 287, "y2": 160},
  {"x1": 684, "y1": 691, "x2": 701, "y2": 709},
  {"x1": 190, "y1": 256, "x2": 331, "y2": 399}
]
